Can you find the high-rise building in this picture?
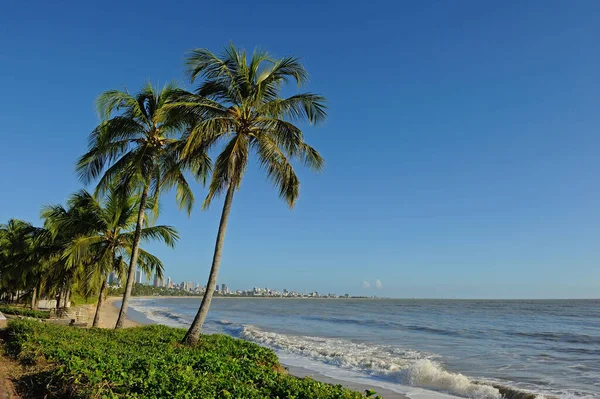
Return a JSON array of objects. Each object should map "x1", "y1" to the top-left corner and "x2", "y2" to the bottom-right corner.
[
  {"x1": 108, "y1": 272, "x2": 120, "y2": 286},
  {"x1": 167, "y1": 277, "x2": 171, "y2": 288},
  {"x1": 221, "y1": 284, "x2": 228, "y2": 294},
  {"x1": 135, "y1": 269, "x2": 143, "y2": 284},
  {"x1": 153, "y1": 274, "x2": 164, "y2": 288}
]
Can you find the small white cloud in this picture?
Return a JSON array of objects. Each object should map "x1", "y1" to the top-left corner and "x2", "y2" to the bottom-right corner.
[
  {"x1": 362, "y1": 280, "x2": 370, "y2": 289},
  {"x1": 375, "y1": 279, "x2": 382, "y2": 289}
]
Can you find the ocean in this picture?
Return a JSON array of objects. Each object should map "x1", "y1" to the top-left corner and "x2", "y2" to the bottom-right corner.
[{"x1": 125, "y1": 298, "x2": 600, "y2": 399}]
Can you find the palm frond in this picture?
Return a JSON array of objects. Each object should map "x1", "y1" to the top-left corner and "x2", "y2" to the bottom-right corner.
[
  {"x1": 203, "y1": 134, "x2": 249, "y2": 209},
  {"x1": 256, "y1": 55, "x2": 309, "y2": 88},
  {"x1": 253, "y1": 135, "x2": 300, "y2": 207},
  {"x1": 258, "y1": 94, "x2": 327, "y2": 125},
  {"x1": 76, "y1": 139, "x2": 131, "y2": 184},
  {"x1": 122, "y1": 225, "x2": 179, "y2": 248},
  {"x1": 135, "y1": 248, "x2": 165, "y2": 279},
  {"x1": 185, "y1": 46, "x2": 241, "y2": 104},
  {"x1": 62, "y1": 235, "x2": 105, "y2": 269},
  {"x1": 96, "y1": 89, "x2": 149, "y2": 126}
]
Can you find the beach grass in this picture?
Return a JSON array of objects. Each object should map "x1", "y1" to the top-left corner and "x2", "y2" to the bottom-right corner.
[{"x1": 4, "y1": 319, "x2": 377, "y2": 399}]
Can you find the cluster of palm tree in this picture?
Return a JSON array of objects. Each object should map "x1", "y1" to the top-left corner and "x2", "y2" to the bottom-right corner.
[
  {"x1": 0, "y1": 44, "x2": 326, "y2": 345},
  {"x1": 0, "y1": 189, "x2": 177, "y2": 327}
]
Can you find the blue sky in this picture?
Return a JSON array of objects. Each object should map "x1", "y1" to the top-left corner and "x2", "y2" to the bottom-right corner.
[{"x1": 1, "y1": 1, "x2": 599, "y2": 298}]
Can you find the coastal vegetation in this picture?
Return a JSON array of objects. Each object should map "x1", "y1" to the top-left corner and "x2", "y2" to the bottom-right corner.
[
  {"x1": 45, "y1": 189, "x2": 178, "y2": 327},
  {"x1": 0, "y1": 188, "x2": 177, "y2": 328},
  {"x1": 5, "y1": 319, "x2": 372, "y2": 399}
]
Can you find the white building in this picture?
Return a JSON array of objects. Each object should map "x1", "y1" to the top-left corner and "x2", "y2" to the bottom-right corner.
[
  {"x1": 153, "y1": 274, "x2": 164, "y2": 288},
  {"x1": 108, "y1": 272, "x2": 120, "y2": 286},
  {"x1": 135, "y1": 269, "x2": 143, "y2": 284}
]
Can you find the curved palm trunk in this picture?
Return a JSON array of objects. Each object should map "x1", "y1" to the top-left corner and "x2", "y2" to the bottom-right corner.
[
  {"x1": 92, "y1": 277, "x2": 108, "y2": 327},
  {"x1": 183, "y1": 184, "x2": 235, "y2": 345},
  {"x1": 115, "y1": 183, "x2": 149, "y2": 329},
  {"x1": 56, "y1": 291, "x2": 62, "y2": 309},
  {"x1": 30, "y1": 286, "x2": 37, "y2": 310},
  {"x1": 34, "y1": 280, "x2": 41, "y2": 310}
]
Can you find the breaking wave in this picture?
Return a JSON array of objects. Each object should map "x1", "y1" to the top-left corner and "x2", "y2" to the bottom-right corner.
[
  {"x1": 127, "y1": 303, "x2": 190, "y2": 327},
  {"x1": 239, "y1": 325, "x2": 547, "y2": 399}
]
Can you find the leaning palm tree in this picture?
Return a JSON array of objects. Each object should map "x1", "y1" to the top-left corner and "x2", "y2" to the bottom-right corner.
[
  {"x1": 76, "y1": 82, "x2": 208, "y2": 329},
  {"x1": 43, "y1": 189, "x2": 178, "y2": 327},
  {"x1": 172, "y1": 44, "x2": 327, "y2": 345}
]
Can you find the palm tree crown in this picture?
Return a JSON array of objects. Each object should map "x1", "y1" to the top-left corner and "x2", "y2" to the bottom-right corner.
[
  {"x1": 76, "y1": 82, "x2": 202, "y2": 212},
  {"x1": 44, "y1": 190, "x2": 176, "y2": 281},
  {"x1": 174, "y1": 44, "x2": 326, "y2": 208}
]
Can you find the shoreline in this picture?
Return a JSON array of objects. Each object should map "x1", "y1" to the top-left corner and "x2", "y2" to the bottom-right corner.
[
  {"x1": 94, "y1": 297, "x2": 411, "y2": 399},
  {"x1": 287, "y1": 365, "x2": 410, "y2": 399},
  {"x1": 114, "y1": 295, "x2": 384, "y2": 300},
  {"x1": 76, "y1": 297, "x2": 564, "y2": 399}
]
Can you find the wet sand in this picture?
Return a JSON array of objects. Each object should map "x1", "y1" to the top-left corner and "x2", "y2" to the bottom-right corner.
[{"x1": 288, "y1": 365, "x2": 409, "y2": 399}]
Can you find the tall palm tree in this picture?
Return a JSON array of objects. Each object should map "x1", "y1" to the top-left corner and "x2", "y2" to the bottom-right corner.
[
  {"x1": 43, "y1": 189, "x2": 178, "y2": 327},
  {"x1": 76, "y1": 82, "x2": 208, "y2": 329},
  {"x1": 172, "y1": 44, "x2": 327, "y2": 345}
]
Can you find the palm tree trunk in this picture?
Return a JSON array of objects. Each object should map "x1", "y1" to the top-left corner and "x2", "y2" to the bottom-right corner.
[
  {"x1": 92, "y1": 277, "x2": 108, "y2": 328},
  {"x1": 115, "y1": 183, "x2": 150, "y2": 329},
  {"x1": 64, "y1": 289, "x2": 71, "y2": 308},
  {"x1": 183, "y1": 184, "x2": 235, "y2": 345},
  {"x1": 30, "y1": 286, "x2": 37, "y2": 310},
  {"x1": 56, "y1": 291, "x2": 62, "y2": 309},
  {"x1": 34, "y1": 280, "x2": 41, "y2": 310}
]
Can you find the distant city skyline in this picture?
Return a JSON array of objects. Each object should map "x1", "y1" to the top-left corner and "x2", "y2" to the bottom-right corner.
[
  {"x1": 110, "y1": 272, "x2": 365, "y2": 299},
  {"x1": 110, "y1": 270, "x2": 364, "y2": 298}
]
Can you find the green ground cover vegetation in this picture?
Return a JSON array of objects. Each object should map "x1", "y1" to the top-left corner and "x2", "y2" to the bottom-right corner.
[
  {"x1": 5, "y1": 319, "x2": 374, "y2": 399},
  {"x1": 0, "y1": 306, "x2": 50, "y2": 319}
]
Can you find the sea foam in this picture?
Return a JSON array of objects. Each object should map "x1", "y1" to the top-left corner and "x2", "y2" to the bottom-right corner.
[{"x1": 241, "y1": 325, "x2": 503, "y2": 399}]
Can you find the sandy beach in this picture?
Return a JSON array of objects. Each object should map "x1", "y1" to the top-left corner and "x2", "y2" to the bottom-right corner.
[{"x1": 88, "y1": 297, "x2": 140, "y2": 329}]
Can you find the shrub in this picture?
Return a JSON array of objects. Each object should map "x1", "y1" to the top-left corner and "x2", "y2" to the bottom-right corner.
[
  {"x1": 70, "y1": 292, "x2": 98, "y2": 305},
  {"x1": 5, "y1": 319, "x2": 372, "y2": 399},
  {"x1": 0, "y1": 305, "x2": 50, "y2": 319}
]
